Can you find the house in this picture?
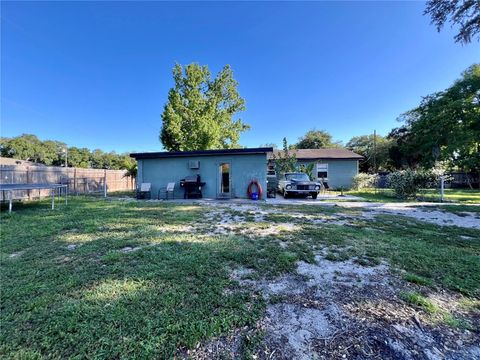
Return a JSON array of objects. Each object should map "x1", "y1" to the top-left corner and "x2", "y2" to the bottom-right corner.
[
  {"x1": 130, "y1": 148, "x2": 272, "y2": 200},
  {"x1": 0, "y1": 157, "x2": 47, "y2": 166},
  {"x1": 268, "y1": 148, "x2": 363, "y2": 189}
]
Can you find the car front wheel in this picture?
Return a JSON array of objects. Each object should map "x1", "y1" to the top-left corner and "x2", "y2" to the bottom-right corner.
[
  {"x1": 311, "y1": 192, "x2": 318, "y2": 199},
  {"x1": 283, "y1": 190, "x2": 289, "y2": 199}
]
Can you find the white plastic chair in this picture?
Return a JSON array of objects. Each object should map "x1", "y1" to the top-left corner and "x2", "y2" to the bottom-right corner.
[
  {"x1": 137, "y1": 183, "x2": 151, "y2": 199},
  {"x1": 166, "y1": 182, "x2": 175, "y2": 200},
  {"x1": 158, "y1": 182, "x2": 175, "y2": 200}
]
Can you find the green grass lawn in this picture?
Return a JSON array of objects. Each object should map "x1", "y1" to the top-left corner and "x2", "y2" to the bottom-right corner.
[
  {"x1": 347, "y1": 188, "x2": 480, "y2": 204},
  {"x1": 1, "y1": 198, "x2": 479, "y2": 358}
]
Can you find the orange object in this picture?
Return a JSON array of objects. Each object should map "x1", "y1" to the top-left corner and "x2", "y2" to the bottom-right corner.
[{"x1": 247, "y1": 180, "x2": 263, "y2": 199}]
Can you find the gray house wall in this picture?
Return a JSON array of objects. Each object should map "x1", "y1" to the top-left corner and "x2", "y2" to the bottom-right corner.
[
  {"x1": 296, "y1": 159, "x2": 359, "y2": 189},
  {"x1": 137, "y1": 153, "x2": 268, "y2": 200}
]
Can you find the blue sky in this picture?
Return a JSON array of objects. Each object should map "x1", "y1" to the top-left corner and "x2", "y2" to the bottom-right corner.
[{"x1": 1, "y1": 1, "x2": 478, "y2": 153}]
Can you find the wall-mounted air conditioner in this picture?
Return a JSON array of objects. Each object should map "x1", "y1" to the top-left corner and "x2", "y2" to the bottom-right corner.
[{"x1": 189, "y1": 160, "x2": 200, "y2": 169}]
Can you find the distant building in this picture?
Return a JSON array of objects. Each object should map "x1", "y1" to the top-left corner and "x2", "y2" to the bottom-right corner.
[
  {"x1": 0, "y1": 157, "x2": 46, "y2": 166},
  {"x1": 268, "y1": 149, "x2": 363, "y2": 189}
]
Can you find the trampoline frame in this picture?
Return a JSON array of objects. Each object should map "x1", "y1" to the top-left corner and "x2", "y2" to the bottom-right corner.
[{"x1": 0, "y1": 183, "x2": 68, "y2": 213}]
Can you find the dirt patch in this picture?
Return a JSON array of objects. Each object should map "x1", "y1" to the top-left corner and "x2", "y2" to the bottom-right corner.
[
  {"x1": 8, "y1": 251, "x2": 24, "y2": 259},
  {"x1": 119, "y1": 246, "x2": 142, "y2": 253},
  {"x1": 265, "y1": 303, "x2": 332, "y2": 360},
  {"x1": 202, "y1": 204, "x2": 301, "y2": 237},
  {"x1": 229, "y1": 256, "x2": 479, "y2": 360},
  {"x1": 297, "y1": 257, "x2": 389, "y2": 287},
  {"x1": 336, "y1": 203, "x2": 480, "y2": 229},
  {"x1": 201, "y1": 200, "x2": 480, "y2": 230},
  {"x1": 177, "y1": 328, "x2": 245, "y2": 359}
]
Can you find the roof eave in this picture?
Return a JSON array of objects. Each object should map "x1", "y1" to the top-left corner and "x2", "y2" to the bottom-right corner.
[{"x1": 130, "y1": 147, "x2": 274, "y2": 160}]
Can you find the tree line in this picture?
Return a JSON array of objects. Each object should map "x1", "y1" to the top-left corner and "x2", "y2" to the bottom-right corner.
[
  {"x1": 280, "y1": 63, "x2": 478, "y2": 174},
  {"x1": 0, "y1": 134, "x2": 136, "y2": 170}
]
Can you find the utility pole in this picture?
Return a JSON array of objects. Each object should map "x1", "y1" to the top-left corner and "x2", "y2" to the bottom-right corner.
[
  {"x1": 63, "y1": 147, "x2": 68, "y2": 167},
  {"x1": 373, "y1": 130, "x2": 377, "y2": 194},
  {"x1": 373, "y1": 130, "x2": 377, "y2": 174}
]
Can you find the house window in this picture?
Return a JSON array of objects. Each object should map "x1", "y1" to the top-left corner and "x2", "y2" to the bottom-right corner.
[
  {"x1": 317, "y1": 163, "x2": 328, "y2": 180},
  {"x1": 267, "y1": 163, "x2": 276, "y2": 176}
]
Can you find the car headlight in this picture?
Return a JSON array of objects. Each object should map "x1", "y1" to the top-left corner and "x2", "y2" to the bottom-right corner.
[
  {"x1": 315, "y1": 185, "x2": 320, "y2": 190},
  {"x1": 286, "y1": 184, "x2": 292, "y2": 190}
]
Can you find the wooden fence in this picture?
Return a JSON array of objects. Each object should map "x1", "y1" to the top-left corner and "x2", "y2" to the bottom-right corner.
[{"x1": 0, "y1": 162, "x2": 135, "y2": 201}]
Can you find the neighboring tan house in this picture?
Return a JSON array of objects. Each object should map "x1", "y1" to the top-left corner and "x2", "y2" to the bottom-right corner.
[{"x1": 268, "y1": 149, "x2": 363, "y2": 189}]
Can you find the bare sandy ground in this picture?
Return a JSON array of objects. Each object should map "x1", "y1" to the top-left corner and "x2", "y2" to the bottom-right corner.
[
  {"x1": 178, "y1": 201, "x2": 480, "y2": 360},
  {"x1": 198, "y1": 200, "x2": 480, "y2": 229},
  {"x1": 187, "y1": 254, "x2": 479, "y2": 360}
]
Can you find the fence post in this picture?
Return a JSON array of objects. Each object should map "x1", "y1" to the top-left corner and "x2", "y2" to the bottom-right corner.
[
  {"x1": 27, "y1": 167, "x2": 31, "y2": 200},
  {"x1": 440, "y1": 176, "x2": 444, "y2": 202},
  {"x1": 104, "y1": 169, "x2": 107, "y2": 197},
  {"x1": 73, "y1": 168, "x2": 77, "y2": 195}
]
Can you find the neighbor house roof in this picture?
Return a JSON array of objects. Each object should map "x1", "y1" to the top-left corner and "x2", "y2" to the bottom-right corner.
[
  {"x1": 130, "y1": 147, "x2": 274, "y2": 159},
  {"x1": 268, "y1": 148, "x2": 363, "y2": 160},
  {"x1": 0, "y1": 157, "x2": 46, "y2": 166}
]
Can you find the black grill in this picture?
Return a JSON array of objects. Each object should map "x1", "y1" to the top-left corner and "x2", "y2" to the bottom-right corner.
[
  {"x1": 180, "y1": 175, "x2": 206, "y2": 199},
  {"x1": 297, "y1": 185, "x2": 313, "y2": 190}
]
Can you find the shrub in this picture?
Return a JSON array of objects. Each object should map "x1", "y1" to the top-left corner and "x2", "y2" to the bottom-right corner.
[
  {"x1": 387, "y1": 169, "x2": 438, "y2": 199},
  {"x1": 352, "y1": 173, "x2": 378, "y2": 190}
]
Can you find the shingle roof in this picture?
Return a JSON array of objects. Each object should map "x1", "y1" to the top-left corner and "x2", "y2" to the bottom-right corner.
[
  {"x1": 131, "y1": 147, "x2": 273, "y2": 159},
  {"x1": 268, "y1": 148, "x2": 363, "y2": 160}
]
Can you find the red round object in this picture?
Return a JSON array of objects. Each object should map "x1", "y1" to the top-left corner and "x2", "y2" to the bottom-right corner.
[{"x1": 247, "y1": 180, "x2": 263, "y2": 199}]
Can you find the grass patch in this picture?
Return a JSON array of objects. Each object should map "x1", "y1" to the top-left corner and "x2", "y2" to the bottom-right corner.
[
  {"x1": 0, "y1": 198, "x2": 267, "y2": 358},
  {"x1": 403, "y1": 273, "x2": 433, "y2": 287},
  {"x1": 400, "y1": 291, "x2": 439, "y2": 314},
  {"x1": 442, "y1": 313, "x2": 474, "y2": 330},
  {"x1": 1, "y1": 197, "x2": 479, "y2": 357},
  {"x1": 291, "y1": 212, "x2": 480, "y2": 297},
  {"x1": 240, "y1": 329, "x2": 265, "y2": 360},
  {"x1": 347, "y1": 188, "x2": 480, "y2": 204},
  {"x1": 401, "y1": 292, "x2": 475, "y2": 330},
  {"x1": 432, "y1": 204, "x2": 480, "y2": 215}
]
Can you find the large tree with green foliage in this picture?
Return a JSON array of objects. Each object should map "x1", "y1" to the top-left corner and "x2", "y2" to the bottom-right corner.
[
  {"x1": 42, "y1": 140, "x2": 67, "y2": 166},
  {"x1": 387, "y1": 127, "x2": 423, "y2": 169},
  {"x1": 424, "y1": 0, "x2": 480, "y2": 44},
  {"x1": 346, "y1": 134, "x2": 394, "y2": 173},
  {"x1": 160, "y1": 63, "x2": 249, "y2": 151},
  {"x1": 392, "y1": 64, "x2": 480, "y2": 172},
  {"x1": 68, "y1": 147, "x2": 92, "y2": 168},
  {"x1": 294, "y1": 129, "x2": 341, "y2": 149}
]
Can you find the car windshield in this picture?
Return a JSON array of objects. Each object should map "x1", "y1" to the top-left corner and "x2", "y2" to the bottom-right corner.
[{"x1": 285, "y1": 173, "x2": 310, "y2": 181}]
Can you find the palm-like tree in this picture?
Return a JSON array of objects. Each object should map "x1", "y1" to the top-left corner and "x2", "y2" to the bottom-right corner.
[{"x1": 123, "y1": 163, "x2": 137, "y2": 189}]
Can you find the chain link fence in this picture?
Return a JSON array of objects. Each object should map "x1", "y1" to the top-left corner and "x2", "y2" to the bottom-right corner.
[{"x1": 0, "y1": 162, "x2": 135, "y2": 201}]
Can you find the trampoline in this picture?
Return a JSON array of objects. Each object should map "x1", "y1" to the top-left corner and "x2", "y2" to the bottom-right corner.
[{"x1": 0, "y1": 183, "x2": 68, "y2": 213}]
